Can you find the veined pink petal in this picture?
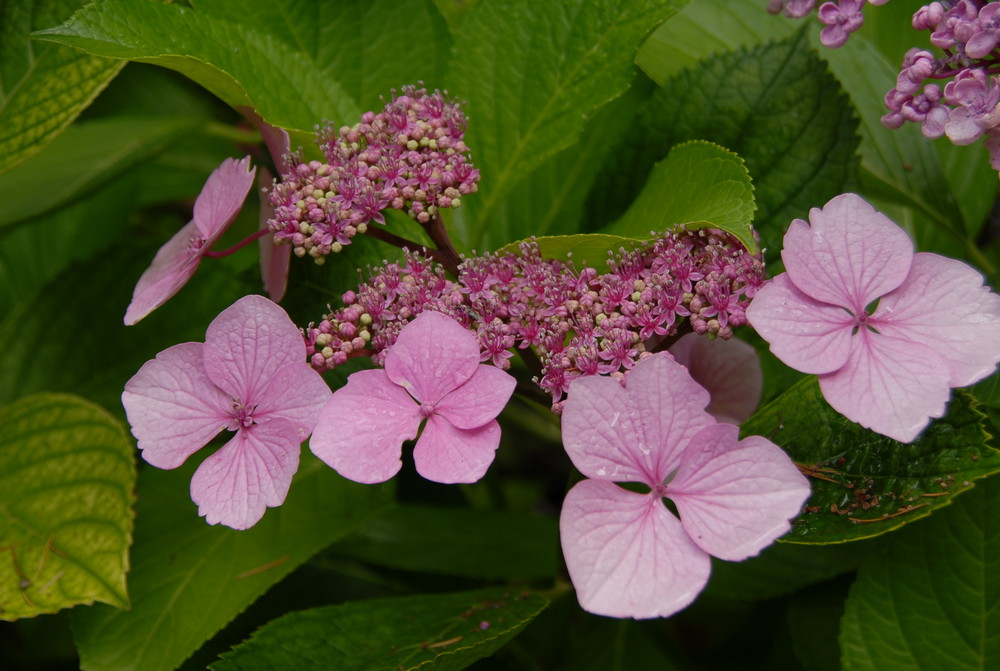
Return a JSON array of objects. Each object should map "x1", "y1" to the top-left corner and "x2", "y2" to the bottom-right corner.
[
  {"x1": 668, "y1": 425, "x2": 810, "y2": 561},
  {"x1": 625, "y1": 354, "x2": 716, "y2": 483},
  {"x1": 124, "y1": 220, "x2": 204, "y2": 326},
  {"x1": 189, "y1": 418, "x2": 300, "y2": 530},
  {"x1": 310, "y1": 369, "x2": 422, "y2": 484},
  {"x1": 782, "y1": 193, "x2": 913, "y2": 312},
  {"x1": 435, "y1": 364, "x2": 516, "y2": 429},
  {"x1": 560, "y1": 479, "x2": 711, "y2": 619},
  {"x1": 122, "y1": 342, "x2": 231, "y2": 469},
  {"x1": 413, "y1": 416, "x2": 500, "y2": 484},
  {"x1": 819, "y1": 330, "x2": 951, "y2": 443},
  {"x1": 253, "y1": 362, "x2": 332, "y2": 440},
  {"x1": 192, "y1": 156, "x2": 256, "y2": 239},
  {"x1": 203, "y1": 295, "x2": 305, "y2": 402},
  {"x1": 668, "y1": 333, "x2": 763, "y2": 424},
  {"x1": 746, "y1": 273, "x2": 855, "y2": 375},
  {"x1": 561, "y1": 374, "x2": 659, "y2": 485},
  {"x1": 873, "y1": 253, "x2": 1000, "y2": 388},
  {"x1": 257, "y1": 167, "x2": 290, "y2": 302},
  {"x1": 384, "y1": 311, "x2": 479, "y2": 405}
]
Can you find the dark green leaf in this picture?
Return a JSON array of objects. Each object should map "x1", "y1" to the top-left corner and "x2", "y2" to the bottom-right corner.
[
  {"x1": 588, "y1": 30, "x2": 859, "y2": 260},
  {"x1": 448, "y1": 0, "x2": 691, "y2": 250},
  {"x1": 839, "y1": 476, "x2": 1000, "y2": 670},
  {"x1": 0, "y1": 394, "x2": 134, "y2": 620},
  {"x1": 0, "y1": 0, "x2": 123, "y2": 174},
  {"x1": 605, "y1": 140, "x2": 757, "y2": 253},
  {"x1": 211, "y1": 588, "x2": 549, "y2": 671},
  {"x1": 742, "y1": 378, "x2": 1000, "y2": 544},
  {"x1": 72, "y1": 455, "x2": 391, "y2": 671},
  {"x1": 333, "y1": 505, "x2": 558, "y2": 580}
]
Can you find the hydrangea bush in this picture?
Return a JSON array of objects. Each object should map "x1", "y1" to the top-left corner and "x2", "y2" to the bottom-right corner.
[{"x1": 2, "y1": 1, "x2": 1000, "y2": 669}]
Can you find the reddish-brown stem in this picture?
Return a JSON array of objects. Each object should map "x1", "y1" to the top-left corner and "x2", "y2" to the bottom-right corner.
[
  {"x1": 363, "y1": 225, "x2": 454, "y2": 269},
  {"x1": 421, "y1": 211, "x2": 463, "y2": 275},
  {"x1": 204, "y1": 228, "x2": 270, "y2": 258}
]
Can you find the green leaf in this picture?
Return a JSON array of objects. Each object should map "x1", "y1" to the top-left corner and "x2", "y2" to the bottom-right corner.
[
  {"x1": 496, "y1": 233, "x2": 642, "y2": 271},
  {"x1": 72, "y1": 454, "x2": 391, "y2": 671},
  {"x1": 604, "y1": 140, "x2": 757, "y2": 253},
  {"x1": 839, "y1": 476, "x2": 1000, "y2": 670},
  {"x1": 634, "y1": 0, "x2": 798, "y2": 85},
  {"x1": 210, "y1": 587, "x2": 549, "y2": 671},
  {"x1": 448, "y1": 0, "x2": 691, "y2": 250},
  {"x1": 0, "y1": 394, "x2": 134, "y2": 620},
  {"x1": 0, "y1": 117, "x2": 196, "y2": 231},
  {"x1": 589, "y1": 30, "x2": 859, "y2": 260},
  {"x1": 332, "y1": 505, "x2": 558, "y2": 580},
  {"x1": 0, "y1": 0, "x2": 123, "y2": 175},
  {"x1": 742, "y1": 378, "x2": 1000, "y2": 544}
]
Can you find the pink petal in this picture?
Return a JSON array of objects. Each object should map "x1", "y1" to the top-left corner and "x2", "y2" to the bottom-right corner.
[
  {"x1": 561, "y1": 374, "x2": 660, "y2": 485},
  {"x1": 189, "y1": 418, "x2": 300, "y2": 530},
  {"x1": 257, "y1": 167, "x2": 290, "y2": 302},
  {"x1": 819, "y1": 330, "x2": 952, "y2": 443},
  {"x1": 122, "y1": 342, "x2": 231, "y2": 469},
  {"x1": 384, "y1": 311, "x2": 479, "y2": 404},
  {"x1": 435, "y1": 364, "x2": 516, "y2": 429},
  {"x1": 413, "y1": 416, "x2": 500, "y2": 484},
  {"x1": 668, "y1": 424, "x2": 810, "y2": 561},
  {"x1": 192, "y1": 156, "x2": 256, "y2": 239},
  {"x1": 625, "y1": 354, "x2": 716, "y2": 483},
  {"x1": 781, "y1": 193, "x2": 913, "y2": 313},
  {"x1": 668, "y1": 333, "x2": 763, "y2": 424},
  {"x1": 124, "y1": 220, "x2": 204, "y2": 326},
  {"x1": 253, "y1": 362, "x2": 332, "y2": 440},
  {"x1": 559, "y1": 479, "x2": 711, "y2": 619},
  {"x1": 309, "y1": 369, "x2": 421, "y2": 484},
  {"x1": 746, "y1": 273, "x2": 855, "y2": 375},
  {"x1": 873, "y1": 252, "x2": 1000, "y2": 388},
  {"x1": 202, "y1": 295, "x2": 305, "y2": 403}
]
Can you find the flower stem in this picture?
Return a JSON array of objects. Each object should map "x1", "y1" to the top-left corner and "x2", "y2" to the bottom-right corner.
[
  {"x1": 204, "y1": 228, "x2": 270, "y2": 258},
  {"x1": 363, "y1": 225, "x2": 455, "y2": 270}
]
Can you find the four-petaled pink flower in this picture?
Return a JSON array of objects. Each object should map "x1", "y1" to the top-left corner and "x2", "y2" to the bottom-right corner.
[
  {"x1": 310, "y1": 311, "x2": 517, "y2": 484},
  {"x1": 122, "y1": 295, "x2": 332, "y2": 529},
  {"x1": 559, "y1": 353, "x2": 810, "y2": 619},
  {"x1": 746, "y1": 193, "x2": 1000, "y2": 443},
  {"x1": 124, "y1": 156, "x2": 256, "y2": 325}
]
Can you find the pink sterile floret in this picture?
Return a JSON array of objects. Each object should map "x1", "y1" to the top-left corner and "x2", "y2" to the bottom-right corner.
[
  {"x1": 668, "y1": 333, "x2": 763, "y2": 425},
  {"x1": 746, "y1": 193, "x2": 1000, "y2": 443},
  {"x1": 310, "y1": 311, "x2": 516, "y2": 484},
  {"x1": 559, "y1": 353, "x2": 810, "y2": 619},
  {"x1": 122, "y1": 295, "x2": 332, "y2": 529},
  {"x1": 124, "y1": 157, "x2": 256, "y2": 325}
]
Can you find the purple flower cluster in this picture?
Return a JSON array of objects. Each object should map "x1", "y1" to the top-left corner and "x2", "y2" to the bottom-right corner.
[
  {"x1": 767, "y1": 0, "x2": 888, "y2": 48},
  {"x1": 267, "y1": 86, "x2": 480, "y2": 263},
  {"x1": 303, "y1": 229, "x2": 764, "y2": 408}
]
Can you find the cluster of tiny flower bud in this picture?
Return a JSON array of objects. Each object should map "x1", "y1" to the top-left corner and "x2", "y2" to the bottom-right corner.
[
  {"x1": 771, "y1": 1, "x2": 1000, "y2": 172},
  {"x1": 267, "y1": 86, "x2": 480, "y2": 263},
  {"x1": 303, "y1": 228, "x2": 764, "y2": 409},
  {"x1": 767, "y1": 0, "x2": 889, "y2": 48}
]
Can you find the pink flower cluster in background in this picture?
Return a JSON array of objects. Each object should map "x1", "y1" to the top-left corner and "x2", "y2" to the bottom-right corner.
[
  {"x1": 748, "y1": 193, "x2": 1000, "y2": 442},
  {"x1": 303, "y1": 229, "x2": 764, "y2": 407},
  {"x1": 267, "y1": 86, "x2": 480, "y2": 261}
]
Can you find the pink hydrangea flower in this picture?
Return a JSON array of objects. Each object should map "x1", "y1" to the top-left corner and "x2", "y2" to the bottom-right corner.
[
  {"x1": 310, "y1": 311, "x2": 517, "y2": 484},
  {"x1": 559, "y1": 353, "x2": 810, "y2": 619},
  {"x1": 122, "y1": 295, "x2": 332, "y2": 529},
  {"x1": 746, "y1": 193, "x2": 1000, "y2": 443},
  {"x1": 124, "y1": 157, "x2": 256, "y2": 325},
  {"x1": 668, "y1": 333, "x2": 763, "y2": 425}
]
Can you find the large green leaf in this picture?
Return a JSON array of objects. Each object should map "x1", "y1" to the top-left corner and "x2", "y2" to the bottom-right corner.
[
  {"x1": 496, "y1": 233, "x2": 643, "y2": 271},
  {"x1": 839, "y1": 476, "x2": 1000, "y2": 670},
  {"x1": 605, "y1": 140, "x2": 757, "y2": 253},
  {"x1": 0, "y1": 394, "x2": 134, "y2": 620},
  {"x1": 447, "y1": 0, "x2": 691, "y2": 250},
  {"x1": 0, "y1": 0, "x2": 123, "y2": 175},
  {"x1": 742, "y1": 378, "x2": 1000, "y2": 544},
  {"x1": 0, "y1": 117, "x2": 196, "y2": 231},
  {"x1": 72, "y1": 454, "x2": 391, "y2": 671},
  {"x1": 332, "y1": 505, "x2": 559, "y2": 580},
  {"x1": 588, "y1": 30, "x2": 859, "y2": 260},
  {"x1": 211, "y1": 587, "x2": 549, "y2": 671}
]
